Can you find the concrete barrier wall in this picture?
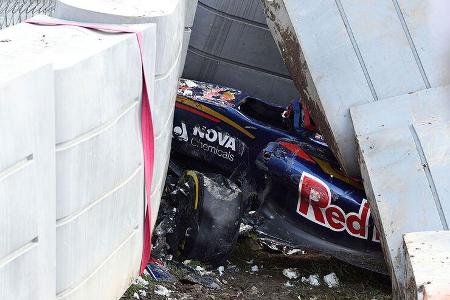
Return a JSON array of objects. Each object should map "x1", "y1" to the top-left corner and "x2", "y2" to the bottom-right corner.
[
  {"x1": 261, "y1": 0, "x2": 450, "y2": 176},
  {"x1": 404, "y1": 231, "x2": 450, "y2": 300},
  {"x1": 0, "y1": 60, "x2": 56, "y2": 299},
  {"x1": 0, "y1": 0, "x2": 195, "y2": 297},
  {"x1": 351, "y1": 85, "x2": 450, "y2": 296},
  {"x1": 183, "y1": 0, "x2": 299, "y2": 105},
  {"x1": 54, "y1": 0, "x2": 197, "y2": 229},
  {"x1": 0, "y1": 16, "x2": 158, "y2": 300}
]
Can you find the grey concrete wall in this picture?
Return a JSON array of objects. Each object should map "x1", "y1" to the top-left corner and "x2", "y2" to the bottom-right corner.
[
  {"x1": 0, "y1": 59, "x2": 55, "y2": 299},
  {"x1": 183, "y1": 0, "x2": 299, "y2": 105}
]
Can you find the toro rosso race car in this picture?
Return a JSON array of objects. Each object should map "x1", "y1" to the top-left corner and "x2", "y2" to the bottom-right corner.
[{"x1": 163, "y1": 79, "x2": 384, "y2": 273}]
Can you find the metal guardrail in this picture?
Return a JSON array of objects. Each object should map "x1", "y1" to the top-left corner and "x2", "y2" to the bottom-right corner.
[{"x1": 0, "y1": 0, "x2": 55, "y2": 29}]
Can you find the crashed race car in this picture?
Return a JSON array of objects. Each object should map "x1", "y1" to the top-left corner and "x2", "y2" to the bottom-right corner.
[{"x1": 159, "y1": 78, "x2": 384, "y2": 274}]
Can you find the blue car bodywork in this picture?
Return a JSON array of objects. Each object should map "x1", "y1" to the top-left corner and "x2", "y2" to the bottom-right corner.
[{"x1": 171, "y1": 79, "x2": 384, "y2": 273}]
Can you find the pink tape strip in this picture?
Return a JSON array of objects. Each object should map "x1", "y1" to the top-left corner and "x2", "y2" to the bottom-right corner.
[{"x1": 25, "y1": 18, "x2": 155, "y2": 274}]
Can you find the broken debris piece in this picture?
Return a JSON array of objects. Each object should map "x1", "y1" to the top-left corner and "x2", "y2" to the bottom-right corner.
[
  {"x1": 147, "y1": 261, "x2": 176, "y2": 283},
  {"x1": 323, "y1": 273, "x2": 340, "y2": 288},
  {"x1": 287, "y1": 249, "x2": 304, "y2": 256},
  {"x1": 239, "y1": 223, "x2": 253, "y2": 234},
  {"x1": 181, "y1": 273, "x2": 220, "y2": 289},
  {"x1": 301, "y1": 275, "x2": 320, "y2": 287},
  {"x1": 282, "y1": 268, "x2": 299, "y2": 280},
  {"x1": 134, "y1": 276, "x2": 149, "y2": 287},
  {"x1": 251, "y1": 265, "x2": 259, "y2": 272},
  {"x1": 284, "y1": 281, "x2": 294, "y2": 287},
  {"x1": 154, "y1": 285, "x2": 171, "y2": 297}
]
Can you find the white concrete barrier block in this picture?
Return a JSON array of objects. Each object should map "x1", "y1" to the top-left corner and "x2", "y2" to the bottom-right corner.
[
  {"x1": 54, "y1": 1, "x2": 194, "y2": 231},
  {"x1": 56, "y1": 167, "x2": 144, "y2": 297},
  {"x1": 55, "y1": 104, "x2": 142, "y2": 221},
  {"x1": 0, "y1": 18, "x2": 156, "y2": 145},
  {"x1": 57, "y1": 229, "x2": 142, "y2": 300},
  {"x1": 55, "y1": 0, "x2": 185, "y2": 76},
  {"x1": 0, "y1": 59, "x2": 55, "y2": 299},
  {"x1": 399, "y1": 0, "x2": 450, "y2": 87},
  {"x1": 185, "y1": 0, "x2": 199, "y2": 28},
  {"x1": 262, "y1": 0, "x2": 450, "y2": 176},
  {"x1": 404, "y1": 231, "x2": 450, "y2": 300},
  {"x1": 54, "y1": 0, "x2": 188, "y2": 135},
  {"x1": 0, "y1": 16, "x2": 157, "y2": 300},
  {"x1": 351, "y1": 86, "x2": 450, "y2": 295}
]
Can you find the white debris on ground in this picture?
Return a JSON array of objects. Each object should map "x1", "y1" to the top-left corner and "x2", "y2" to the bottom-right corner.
[
  {"x1": 286, "y1": 249, "x2": 305, "y2": 255},
  {"x1": 133, "y1": 292, "x2": 139, "y2": 299},
  {"x1": 282, "y1": 268, "x2": 299, "y2": 279},
  {"x1": 323, "y1": 272, "x2": 340, "y2": 288},
  {"x1": 134, "y1": 276, "x2": 149, "y2": 287},
  {"x1": 182, "y1": 260, "x2": 191, "y2": 265},
  {"x1": 217, "y1": 266, "x2": 225, "y2": 276},
  {"x1": 284, "y1": 281, "x2": 294, "y2": 287},
  {"x1": 251, "y1": 265, "x2": 259, "y2": 272},
  {"x1": 138, "y1": 290, "x2": 146, "y2": 297},
  {"x1": 195, "y1": 265, "x2": 205, "y2": 272},
  {"x1": 154, "y1": 285, "x2": 171, "y2": 297},
  {"x1": 301, "y1": 274, "x2": 320, "y2": 287},
  {"x1": 246, "y1": 259, "x2": 254, "y2": 264},
  {"x1": 227, "y1": 264, "x2": 238, "y2": 271},
  {"x1": 239, "y1": 223, "x2": 253, "y2": 234},
  {"x1": 194, "y1": 265, "x2": 214, "y2": 276}
]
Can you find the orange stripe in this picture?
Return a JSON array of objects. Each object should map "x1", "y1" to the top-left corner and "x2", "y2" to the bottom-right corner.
[
  {"x1": 175, "y1": 102, "x2": 221, "y2": 122},
  {"x1": 177, "y1": 96, "x2": 255, "y2": 139}
]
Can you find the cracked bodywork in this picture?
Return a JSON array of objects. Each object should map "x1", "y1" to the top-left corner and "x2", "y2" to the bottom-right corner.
[{"x1": 171, "y1": 78, "x2": 384, "y2": 273}]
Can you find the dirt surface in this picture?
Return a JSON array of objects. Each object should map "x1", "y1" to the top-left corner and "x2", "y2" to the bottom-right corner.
[{"x1": 122, "y1": 236, "x2": 392, "y2": 300}]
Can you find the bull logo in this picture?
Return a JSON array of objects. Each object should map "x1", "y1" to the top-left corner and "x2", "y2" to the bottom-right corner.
[{"x1": 173, "y1": 122, "x2": 188, "y2": 142}]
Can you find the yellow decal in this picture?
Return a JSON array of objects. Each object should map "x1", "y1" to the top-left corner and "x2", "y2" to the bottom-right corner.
[
  {"x1": 313, "y1": 158, "x2": 364, "y2": 191},
  {"x1": 186, "y1": 170, "x2": 199, "y2": 210}
]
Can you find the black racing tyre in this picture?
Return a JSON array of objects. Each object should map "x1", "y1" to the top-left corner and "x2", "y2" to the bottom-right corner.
[{"x1": 167, "y1": 170, "x2": 243, "y2": 266}]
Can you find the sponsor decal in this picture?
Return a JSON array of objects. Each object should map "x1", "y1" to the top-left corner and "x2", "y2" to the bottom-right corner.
[
  {"x1": 193, "y1": 126, "x2": 236, "y2": 151},
  {"x1": 173, "y1": 122, "x2": 188, "y2": 142},
  {"x1": 177, "y1": 79, "x2": 240, "y2": 108},
  {"x1": 297, "y1": 172, "x2": 379, "y2": 242},
  {"x1": 176, "y1": 96, "x2": 255, "y2": 139},
  {"x1": 173, "y1": 121, "x2": 237, "y2": 162}
]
